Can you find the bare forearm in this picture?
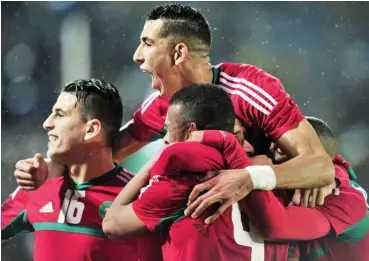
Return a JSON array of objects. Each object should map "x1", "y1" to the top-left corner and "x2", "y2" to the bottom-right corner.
[
  {"x1": 109, "y1": 157, "x2": 155, "y2": 210},
  {"x1": 272, "y1": 152, "x2": 334, "y2": 189},
  {"x1": 103, "y1": 203, "x2": 148, "y2": 241}
]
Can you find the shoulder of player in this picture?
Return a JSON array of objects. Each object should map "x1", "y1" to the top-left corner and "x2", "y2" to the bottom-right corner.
[
  {"x1": 158, "y1": 142, "x2": 216, "y2": 163},
  {"x1": 216, "y1": 62, "x2": 282, "y2": 86},
  {"x1": 33, "y1": 176, "x2": 65, "y2": 191},
  {"x1": 108, "y1": 167, "x2": 135, "y2": 186},
  {"x1": 162, "y1": 142, "x2": 210, "y2": 154},
  {"x1": 137, "y1": 91, "x2": 167, "y2": 113}
]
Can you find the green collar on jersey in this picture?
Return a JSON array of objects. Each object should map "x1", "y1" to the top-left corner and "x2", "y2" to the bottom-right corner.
[
  {"x1": 212, "y1": 66, "x2": 220, "y2": 85},
  {"x1": 68, "y1": 164, "x2": 121, "y2": 190}
]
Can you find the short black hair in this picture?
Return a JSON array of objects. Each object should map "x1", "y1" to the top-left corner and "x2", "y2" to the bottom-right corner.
[
  {"x1": 62, "y1": 79, "x2": 123, "y2": 147},
  {"x1": 170, "y1": 84, "x2": 235, "y2": 133},
  {"x1": 306, "y1": 116, "x2": 337, "y2": 158},
  {"x1": 147, "y1": 4, "x2": 211, "y2": 54}
]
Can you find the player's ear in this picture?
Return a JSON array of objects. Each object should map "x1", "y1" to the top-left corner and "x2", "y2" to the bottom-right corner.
[
  {"x1": 84, "y1": 119, "x2": 101, "y2": 141},
  {"x1": 173, "y1": 43, "x2": 189, "y2": 66},
  {"x1": 184, "y1": 122, "x2": 198, "y2": 140}
]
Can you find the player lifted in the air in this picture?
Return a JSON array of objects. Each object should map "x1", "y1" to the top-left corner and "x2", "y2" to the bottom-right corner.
[{"x1": 14, "y1": 4, "x2": 334, "y2": 217}]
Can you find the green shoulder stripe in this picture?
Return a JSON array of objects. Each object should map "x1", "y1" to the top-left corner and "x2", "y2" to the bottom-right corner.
[
  {"x1": 2, "y1": 210, "x2": 34, "y2": 241},
  {"x1": 338, "y1": 213, "x2": 369, "y2": 242},
  {"x1": 33, "y1": 222, "x2": 107, "y2": 238},
  {"x1": 154, "y1": 207, "x2": 186, "y2": 233}
]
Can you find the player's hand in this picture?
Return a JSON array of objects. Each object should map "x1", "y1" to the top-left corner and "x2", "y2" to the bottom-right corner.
[
  {"x1": 184, "y1": 169, "x2": 254, "y2": 224},
  {"x1": 14, "y1": 153, "x2": 48, "y2": 191},
  {"x1": 186, "y1": 131, "x2": 205, "y2": 143},
  {"x1": 292, "y1": 180, "x2": 337, "y2": 208}
]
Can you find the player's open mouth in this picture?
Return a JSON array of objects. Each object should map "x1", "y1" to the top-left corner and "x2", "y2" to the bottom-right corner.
[{"x1": 48, "y1": 135, "x2": 58, "y2": 141}]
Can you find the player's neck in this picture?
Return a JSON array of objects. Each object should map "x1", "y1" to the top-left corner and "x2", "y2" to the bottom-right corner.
[
  {"x1": 68, "y1": 148, "x2": 115, "y2": 184},
  {"x1": 160, "y1": 62, "x2": 213, "y2": 97}
]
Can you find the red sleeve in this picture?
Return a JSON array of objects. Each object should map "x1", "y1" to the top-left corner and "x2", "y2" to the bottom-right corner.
[
  {"x1": 1, "y1": 187, "x2": 28, "y2": 230},
  {"x1": 316, "y1": 185, "x2": 367, "y2": 236},
  {"x1": 224, "y1": 64, "x2": 304, "y2": 140},
  {"x1": 202, "y1": 130, "x2": 252, "y2": 168},
  {"x1": 125, "y1": 92, "x2": 168, "y2": 142},
  {"x1": 240, "y1": 191, "x2": 332, "y2": 241},
  {"x1": 132, "y1": 143, "x2": 225, "y2": 231},
  {"x1": 334, "y1": 164, "x2": 350, "y2": 188}
]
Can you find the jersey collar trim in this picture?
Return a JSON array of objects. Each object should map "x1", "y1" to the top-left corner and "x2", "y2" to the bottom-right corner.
[
  {"x1": 68, "y1": 164, "x2": 121, "y2": 190},
  {"x1": 211, "y1": 66, "x2": 220, "y2": 85}
]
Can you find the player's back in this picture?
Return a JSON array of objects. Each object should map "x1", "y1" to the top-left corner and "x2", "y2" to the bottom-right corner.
[{"x1": 149, "y1": 142, "x2": 262, "y2": 261}]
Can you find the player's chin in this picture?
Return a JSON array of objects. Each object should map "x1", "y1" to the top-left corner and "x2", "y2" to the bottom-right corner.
[
  {"x1": 47, "y1": 148, "x2": 59, "y2": 161},
  {"x1": 151, "y1": 81, "x2": 161, "y2": 91}
]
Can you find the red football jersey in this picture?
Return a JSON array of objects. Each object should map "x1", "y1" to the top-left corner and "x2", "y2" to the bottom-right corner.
[
  {"x1": 200, "y1": 130, "x2": 369, "y2": 261},
  {"x1": 289, "y1": 162, "x2": 369, "y2": 261},
  {"x1": 126, "y1": 62, "x2": 304, "y2": 149},
  {"x1": 132, "y1": 141, "x2": 295, "y2": 261},
  {"x1": 1, "y1": 167, "x2": 163, "y2": 261},
  {"x1": 133, "y1": 142, "x2": 271, "y2": 261}
]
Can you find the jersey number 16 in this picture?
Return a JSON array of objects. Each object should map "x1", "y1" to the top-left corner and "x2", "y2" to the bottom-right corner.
[{"x1": 57, "y1": 189, "x2": 86, "y2": 224}]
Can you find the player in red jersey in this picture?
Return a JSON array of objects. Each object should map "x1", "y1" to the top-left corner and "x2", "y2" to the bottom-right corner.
[
  {"x1": 14, "y1": 4, "x2": 333, "y2": 220},
  {"x1": 1, "y1": 79, "x2": 162, "y2": 261},
  {"x1": 280, "y1": 117, "x2": 369, "y2": 261},
  {"x1": 186, "y1": 116, "x2": 369, "y2": 261},
  {"x1": 230, "y1": 116, "x2": 369, "y2": 261},
  {"x1": 104, "y1": 84, "x2": 293, "y2": 261}
]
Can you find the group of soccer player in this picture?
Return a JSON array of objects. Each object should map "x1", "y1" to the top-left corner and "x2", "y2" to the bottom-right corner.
[{"x1": 2, "y1": 3, "x2": 368, "y2": 261}]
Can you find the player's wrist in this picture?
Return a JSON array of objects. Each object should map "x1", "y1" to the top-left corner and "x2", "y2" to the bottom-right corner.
[{"x1": 245, "y1": 165, "x2": 276, "y2": 191}]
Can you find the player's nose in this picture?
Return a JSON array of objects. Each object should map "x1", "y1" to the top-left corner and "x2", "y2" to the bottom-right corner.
[
  {"x1": 43, "y1": 114, "x2": 54, "y2": 131},
  {"x1": 133, "y1": 45, "x2": 144, "y2": 64}
]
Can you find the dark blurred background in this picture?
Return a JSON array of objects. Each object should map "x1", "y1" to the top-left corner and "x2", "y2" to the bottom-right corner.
[{"x1": 2, "y1": 2, "x2": 369, "y2": 260}]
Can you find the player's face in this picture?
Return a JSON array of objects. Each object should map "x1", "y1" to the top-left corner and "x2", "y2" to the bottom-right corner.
[
  {"x1": 133, "y1": 20, "x2": 178, "y2": 92},
  {"x1": 163, "y1": 105, "x2": 188, "y2": 144},
  {"x1": 234, "y1": 119, "x2": 255, "y2": 156},
  {"x1": 43, "y1": 92, "x2": 87, "y2": 163}
]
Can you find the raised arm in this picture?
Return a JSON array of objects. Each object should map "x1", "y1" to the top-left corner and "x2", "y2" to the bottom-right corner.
[
  {"x1": 185, "y1": 74, "x2": 334, "y2": 221},
  {"x1": 272, "y1": 119, "x2": 334, "y2": 189},
  {"x1": 103, "y1": 142, "x2": 224, "y2": 240},
  {"x1": 234, "y1": 73, "x2": 334, "y2": 189},
  {"x1": 108, "y1": 152, "x2": 158, "y2": 215}
]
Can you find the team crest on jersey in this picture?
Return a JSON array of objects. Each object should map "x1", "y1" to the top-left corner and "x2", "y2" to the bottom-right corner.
[{"x1": 99, "y1": 201, "x2": 113, "y2": 218}]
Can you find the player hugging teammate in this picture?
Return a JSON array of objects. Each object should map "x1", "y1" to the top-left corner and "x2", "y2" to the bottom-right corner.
[{"x1": 4, "y1": 3, "x2": 369, "y2": 261}]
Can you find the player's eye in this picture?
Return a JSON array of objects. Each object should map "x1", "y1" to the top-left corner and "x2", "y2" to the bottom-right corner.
[{"x1": 55, "y1": 112, "x2": 64, "y2": 117}]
